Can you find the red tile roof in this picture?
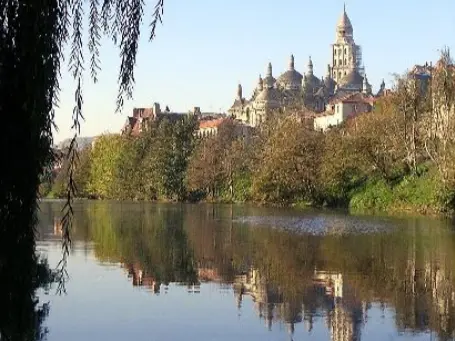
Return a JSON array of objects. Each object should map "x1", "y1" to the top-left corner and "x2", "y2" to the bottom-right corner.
[
  {"x1": 198, "y1": 118, "x2": 227, "y2": 129},
  {"x1": 329, "y1": 92, "x2": 374, "y2": 105}
]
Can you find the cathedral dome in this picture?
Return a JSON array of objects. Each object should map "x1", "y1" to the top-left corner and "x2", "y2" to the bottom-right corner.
[
  {"x1": 339, "y1": 69, "x2": 363, "y2": 89},
  {"x1": 304, "y1": 74, "x2": 322, "y2": 89},
  {"x1": 278, "y1": 70, "x2": 303, "y2": 87},
  {"x1": 255, "y1": 87, "x2": 281, "y2": 108},
  {"x1": 278, "y1": 55, "x2": 303, "y2": 89}
]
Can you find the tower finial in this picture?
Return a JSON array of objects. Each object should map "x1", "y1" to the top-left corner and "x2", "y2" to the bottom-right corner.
[
  {"x1": 258, "y1": 74, "x2": 263, "y2": 91},
  {"x1": 267, "y1": 62, "x2": 272, "y2": 77},
  {"x1": 237, "y1": 83, "x2": 242, "y2": 99},
  {"x1": 344, "y1": 2, "x2": 346, "y2": 13},
  {"x1": 362, "y1": 74, "x2": 369, "y2": 94},
  {"x1": 289, "y1": 54, "x2": 295, "y2": 70},
  {"x1": 308, "y1": 56, "x2": 313, "y2": 74}
]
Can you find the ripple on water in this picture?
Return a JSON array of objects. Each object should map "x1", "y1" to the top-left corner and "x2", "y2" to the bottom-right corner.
[{"x1": 233, "y1": 215, "x2": 394, "y2": 236}]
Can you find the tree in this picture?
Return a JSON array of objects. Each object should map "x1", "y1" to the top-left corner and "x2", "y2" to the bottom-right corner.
[
  {"x1": 252, "y1": 114, "x2": 324, "y2": 204},
  {"x1": 423, "y1": 49, "x2": 455, "y2": 185},
  {"x1": 0, "y1": 0, "x2": 165, "y2": 278}
]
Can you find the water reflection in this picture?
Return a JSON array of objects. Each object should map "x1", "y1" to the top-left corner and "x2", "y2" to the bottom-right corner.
[{"x1": 37, "y1": 201, "x2": 455, "y2": 340}]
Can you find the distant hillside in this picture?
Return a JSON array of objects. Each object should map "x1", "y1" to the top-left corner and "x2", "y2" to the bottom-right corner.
[{"x1": 56, "y1": 136, "x2": 95, "y2": 150}]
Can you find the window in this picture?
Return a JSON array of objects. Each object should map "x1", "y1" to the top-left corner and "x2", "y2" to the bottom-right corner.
[
  {"x1": 344, "y1": 48, "x2": 346, "y2": 54},
  {"x1": 344, "y1": 59, "x2": 347, "y2": 65},
  {"x1": 334, "y1": 59, "x2": 336, "y2": 66},
  {"x1": 334, "y1": 49, "x2": 337, "y2": 56},
  {"x1": 339, "y1": 59, "x2": 342, "y2": 66}
]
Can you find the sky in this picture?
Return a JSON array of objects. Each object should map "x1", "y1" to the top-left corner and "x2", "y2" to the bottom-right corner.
[{"x1": 53, "y1": 0, "x2": 455, "y2": 143}]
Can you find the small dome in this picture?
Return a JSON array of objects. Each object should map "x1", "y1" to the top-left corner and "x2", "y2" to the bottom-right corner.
[
  {"x1": 340, "y1": 69, "x2": 363, "y2": 88},
  {"x1": 304, "y1": 74, "x2": 322, "y2": 89},
  {"x1": 278, "y1": 54, "x2": 303, "y2": 88},
  {"x1": 278, "y1": 70, "x2": 303, "y2": 88},
  {"x1": 255, "y1": 87, "x2": 281, "y2": 108}
]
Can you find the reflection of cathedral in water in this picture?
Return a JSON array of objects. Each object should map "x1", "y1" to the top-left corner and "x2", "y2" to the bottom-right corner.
[{"x1": 233, "y1": 268, "x2": 365, "y2": 341}]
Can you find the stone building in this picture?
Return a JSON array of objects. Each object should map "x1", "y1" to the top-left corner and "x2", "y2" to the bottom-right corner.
[
  {"x1": 196, "y1": 117, "x2": 252, "y2": 140},
  {"x1": 228, "y1": 5, "x2": 383, "y2": 129},
  {"x1": 121, "y1": 103, "x2": 223, "y2": 136}
]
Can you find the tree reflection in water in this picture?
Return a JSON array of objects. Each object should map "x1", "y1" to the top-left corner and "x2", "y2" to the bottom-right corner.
[
  {"x1": 0, "y1": 246, "x2": 55, "y2": 341},
  {"x1": 38, "y1": 201, "x2": 455, "y2": 340}
]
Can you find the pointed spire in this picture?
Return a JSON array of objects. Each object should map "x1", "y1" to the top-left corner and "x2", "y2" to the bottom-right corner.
[
  {"x1": 258, "y1": 74, "x2": 263, "y2": 91},
  {"x1": 326, "y1": 64, "x2": 331, "y2": 77},
  {"x1": 362, "y1": 74, "x2": 369, "y2": 93},
  {"x1": 337, "y1": 3, "x2": 353, "y2": 37},
  {"x1": 237, "y1": 83, "x2": 243, "y2": 99},
  {"x1": 289, "y1": 54, "x2": 295, "y2": 70},
  {"x1": 307, "y1": 56, "x2": 313, "y2": 75},
  {"x1": 380, "y1": 78, "x2": 385, "y2": 89},
  {"x1": 267, "y1": 62, "x2": 273, "y2": 77}
]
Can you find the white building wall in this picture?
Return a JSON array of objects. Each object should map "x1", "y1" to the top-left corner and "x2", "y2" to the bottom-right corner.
[{"x1": 314, "y1": 106, "x2": 344, "y2": 131}]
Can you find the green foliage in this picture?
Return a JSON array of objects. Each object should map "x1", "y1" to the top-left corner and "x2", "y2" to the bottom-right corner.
[
  {"x1": 350, "y1": 168, "x2": 448, "y2": 214},
  {"x1": 350, "y1": 179, "x2": 395, "y2": 211},
  {"x1": 42, "y1": 56, "x2": 455, "y2": 215},
  {"x1": 88, "y1": 135, "x2": 126, "y2": 199}
]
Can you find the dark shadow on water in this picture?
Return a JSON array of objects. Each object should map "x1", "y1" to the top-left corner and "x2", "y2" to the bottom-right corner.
[{"x1": 0, "y1": 244, "x2": 56, "y2": 341}]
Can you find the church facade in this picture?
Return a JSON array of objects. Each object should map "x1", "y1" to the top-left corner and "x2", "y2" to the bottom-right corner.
[{"x1": 228, "y1": 6, "x2": 386, "y2": 128}]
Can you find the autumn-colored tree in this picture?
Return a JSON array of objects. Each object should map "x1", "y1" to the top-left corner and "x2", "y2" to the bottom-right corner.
[
  {"x1": 424, "y1": 49, "x2": 455, "y2": 185},
  {"x1": 252, "y1": 114, "x2": 324, "y2": 204}
]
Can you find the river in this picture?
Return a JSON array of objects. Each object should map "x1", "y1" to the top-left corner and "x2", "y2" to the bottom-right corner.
[{"x1": 34, "y1": 200, "x2": 455, "y2": 341}]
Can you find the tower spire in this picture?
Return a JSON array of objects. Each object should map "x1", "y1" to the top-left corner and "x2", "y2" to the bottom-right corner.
[
  {"x1": 237, "y1": 83, "x2": 242, "y2": 99},
  {"x1": 289, "y1": 54, "x2": 295, "y2": 70},
  {"x1": 344, "y1": 2, "x2": 346, "y2": 13},
  {"x1": 307, "y1": 56, "x2": 313, "y2": 75},
  {"x1": 267, "y1": 62, "x2": 272, "y2": 77}
]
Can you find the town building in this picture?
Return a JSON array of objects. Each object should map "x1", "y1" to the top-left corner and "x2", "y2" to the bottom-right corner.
[
  {"x1": 196, "y1": 117, "x2": 252, "y2": 140},
  {"x1": 314, "y1": 92, "x2": 375, "y2": 131},
  {"x1": 228, "y1": 5, "x2": 389, "y2": 131},
  {"x1": 121, "y1": 103, "x2": 224, "y2": 137}
]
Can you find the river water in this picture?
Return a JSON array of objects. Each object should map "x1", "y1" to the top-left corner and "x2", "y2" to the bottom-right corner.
[{"x1": 35, "y1": 200, "x2": 455, "y2": 341}]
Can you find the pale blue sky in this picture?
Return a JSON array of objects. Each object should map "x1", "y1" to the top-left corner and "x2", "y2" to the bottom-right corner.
[{"x1": 54, "y1": 0, "x2": 455, "y2": 143}]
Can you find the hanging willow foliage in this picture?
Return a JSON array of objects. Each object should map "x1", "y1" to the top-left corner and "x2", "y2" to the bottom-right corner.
[{"x1": 0, "y1": 0, "x2": 164, "y2": 287}]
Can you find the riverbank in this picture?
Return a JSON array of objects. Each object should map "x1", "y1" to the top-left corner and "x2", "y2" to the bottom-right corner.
[{"x1": 44, "y1": 167, "x2": 455, "y2": 218}]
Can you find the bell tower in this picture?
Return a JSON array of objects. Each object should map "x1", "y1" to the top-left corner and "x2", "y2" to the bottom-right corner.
[{"x1": 330, "y1": 4, "x2": 363, "y2": 83}]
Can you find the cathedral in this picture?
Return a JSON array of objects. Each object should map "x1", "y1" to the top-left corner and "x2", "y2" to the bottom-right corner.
[{"x1": 228, "y1": 5, "x2": 386, "y2": 127}]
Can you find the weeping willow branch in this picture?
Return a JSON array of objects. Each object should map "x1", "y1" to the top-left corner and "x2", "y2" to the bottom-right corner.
[{"x1": 58, "y1": 0, "x2": 164, "y2": 292}]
